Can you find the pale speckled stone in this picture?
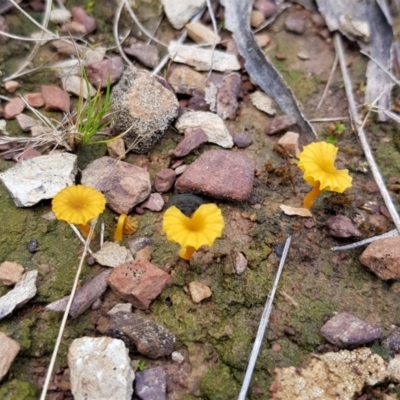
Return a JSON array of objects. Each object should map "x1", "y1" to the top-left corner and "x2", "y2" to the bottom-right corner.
[{"x1": 188, "y1": 281, "x2": 212, "y2": 303}]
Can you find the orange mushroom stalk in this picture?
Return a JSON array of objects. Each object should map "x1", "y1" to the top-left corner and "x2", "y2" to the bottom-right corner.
[
  {"x1": 114, "y1": 214, "x2": 138, "y2": 241},
  {"x1": 163, "y1": 203, "x2": 224, "y2": 260},
  {"x1": 298, "y1": 142, "x2": 352, "y2": 209}
]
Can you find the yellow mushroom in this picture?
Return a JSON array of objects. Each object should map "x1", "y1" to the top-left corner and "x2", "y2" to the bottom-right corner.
[{"x1": 114, "y1": 214, "x2": 138, "y2": 241}]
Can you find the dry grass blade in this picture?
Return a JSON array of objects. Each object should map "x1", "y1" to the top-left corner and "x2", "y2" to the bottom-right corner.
[
  {"x1": 113, "y1": 0, "x2": 133, "y2": 66},
  {"x1": 334, "y1": 33, "x2": 400, "y2": 233},
  {"x1": 331, "y1": 229, "x2": 398, "y2": 251}
]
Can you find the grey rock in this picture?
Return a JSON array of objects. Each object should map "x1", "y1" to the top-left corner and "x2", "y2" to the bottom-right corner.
[
  {"x1": 106, "y1": 311, "x2": 176, "y2": 359},
  {"x1": 16, "y1": 113, "x2": 40, "y2": 131},
  {"x1": 176, "y1": 111, "x2": 233, "y2": 148},
  {"x1": 0, "y1": 270, "x2": 38, "y2": 320},
  {"x1": 359, "y1": 237, "x2": 400, "y2": 280},
  {"x1": 250, "y1": 90, "x2": 277, "y2": 116},
  {"x1": 62, "y1": 75, "x2": 96, "y2": 99},
  {"x1": 162, "y1": 0, "x2": 206, "y2": 30},
  {"x1": 0, "y1": 153, "x2": 77, "y2": 207},
  {"x1": 175, "y1": 150, "x2": 255, "y2": 201},
  {"x1": 111, "y1": 66, "x2": 179, "y2": 154},
  {"x1": 135, "y1": 366, "x2": 167, "y2": 400},
  {"x1": 68, "y1": 337, "x2": 134, "y2": 400},
  {"x1": 128, "y1": 237, "x2": 154, "y2": 256},
  {"x1": 214, "y1": 73, "x2": 241, "y2": 119},
  {"x1": 46, "y1": 269, "x2": 112, "y2": 318},
  {"x1": 231, "y1": 251, "x2": 248, "y2": 275},
  {"x1": 320, "y1": 312, "x2": 382, "y2": 348},
  {"x1": 326, "y1": 215, "x2": 361, "y2": 238},
  {"x1": 285, "y1": 11, "x2": 306, "y2": 35},
  {"x1": 383, "y1": 328, "x2": 400, "y2": 357},
  {"x1": 81, "y1": 156, "x2": 151, "y2": 214},
  {"x1": 233, "y1": 132, "x2": 253, "y2": 148},
  {"x1": 167, "y1": 65, "x2": 207, "y2": 96}
]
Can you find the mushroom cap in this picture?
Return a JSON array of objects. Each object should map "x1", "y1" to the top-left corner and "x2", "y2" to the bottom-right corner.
[
  {"x1": 298, "y1": 142, "x2": 352, "y2": 193},
  {"x1": 52, "y1": 185, "x2": 106, "y2": 225},
  {"x1": 163, "y1": 203, "x2": 224, "y2": 250}
]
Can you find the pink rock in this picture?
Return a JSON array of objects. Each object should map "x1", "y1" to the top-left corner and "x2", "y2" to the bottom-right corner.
[
  {"x1": 0, "y1": 332, "x2": 20, "y2": 381},
  {"x1": 215, "y1": 73, "x2": 241, "y2": 120},
  {"x1": 61, "y1": 21, "x2": 86, "y2": 36},
  {"x1": 139, "y1": 193, "x2": 164, "y2": 212},
  {"x1": 81, "y1": 156, "x2": 151, "y2": 214},
  {"x1": 86, "y1": 56, "x2": 124, "y2": 88},
  {"x1": 4, "y1": 98, "x2": 25, "y2": 119},
  {"x1": 171, "y1": 128, "x2": 208, "y2": 158},
  {"x1": 41, "y1": 86, "x2": 70, "y2": 113},
  {"x1": 25, "y1": 92, "x2": 45, "y2": 108},
  {"x1": 175, "y1": 150, "x2": 256, "y2": 201},
  {"x1": 232, "y1": 132, "x2": 253, "y2": 148},
  {"x1": 4, "y1": 81, "x2": 19, "y2": 93},
  {"x1": 265, "y1": 115, "x2": 296, "y2": 135},
  {"x1": 123, "y1": 43, "x2": 159, "y2": 68},
  {"x1": 15, "y1": 146, "x2": 42, "y2": 162},
  {"x1": 70, "y1": 6, "x2": 96, "y2": 34},
  {"x1": 154, "y1": 169, "x2": 176, "y2": 193},
  {"x1": 107, "y1": 260, "x2": 172, "y2": 309},
  {"x1": 254, "y1": 0, "x2": 277, "y2": 18}
]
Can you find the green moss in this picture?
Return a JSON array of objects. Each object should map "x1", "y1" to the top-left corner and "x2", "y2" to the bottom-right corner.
[
  {"x1": 0, "y1": 379, "x2": 37, "y2": 400},
  {"x1": 200, "y1": 363, "x2": 240, "y2": 400}
]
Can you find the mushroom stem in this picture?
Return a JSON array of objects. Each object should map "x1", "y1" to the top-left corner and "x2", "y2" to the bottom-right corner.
[
  {"x1": 303, "y1": 184, "x2": 322, "y2": 209},
  {"x1": 77, "y1": 223, "x2": 91, "y2": 238},
  {"x1": 114, "y1": 214, "x2": 127, "y2": 242},
  {"x1": 179, "y1": 246, "x2": 196, "y2": 260}
]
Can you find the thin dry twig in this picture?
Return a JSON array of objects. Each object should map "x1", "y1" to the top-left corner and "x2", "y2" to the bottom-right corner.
[
  {"x1": 39, "y1": 219, "x2": 97, "y2": 400},
  {"x1": 238, "y1": 236, "x2": 292, "y2": 400},
  {"x1": 317, "y1": 52, "x2": 338, "y2": 110},
  {"x1": 331, "y1": 229, "x2": 398, "y2": 251},
  {"x1": 334, "y1": 33, "x2": 400, "y2": 233},
  {"x1": 113, "y1": 0, "x2": 133, "y2": 66}
]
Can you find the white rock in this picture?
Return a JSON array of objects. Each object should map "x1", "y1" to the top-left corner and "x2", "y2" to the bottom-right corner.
[
  {"x1": 62, "y1": 75, "x2": 96, "y2": 99},
  {"x1": 0, "y1": 270, "x2": 38, "y2": 320},
  {"x1": 68, "y1": 337, "x2": 134, "y2": 400},
  {"x1": 107, "y1": 303, "x2": 132, "y2": 315},
  {"x1": 185, "y1": 22, "x2": 221, "y2": 44},
  {"x1": 52, "y1": 59, "x2": 81, "y2": 78},
  {"x1": 250, "y1": 90, "x2": 276, "y2": 116},
  {"x1": 176, "y1": 111, "x2": 233, "y2": 148},
  {"x1": 171, "y1": 351, "x2": 185, "y2": 364},
  {"x1": 168, "y1": 41, "x2": 240, "y2": 72},
  {"x1": 0, "y1": 332, "x2": 20, "y2": 381},
  {"x1": 0, "y1": 153, "x2": 78, "y2": 207},
  {"x1": 50, "y1": 9, "x2": 72, "y2": 24},
  {"x1": 30, "y1": 31, "x2": 53, "y2": 46},
  {"x1": 83, "y1": 47, "x2": 106, "y2": 65},
  {"x1": 0, "y1": 119, "x2": 9, "y2": 136},
  {"x1": 280, "y1": 205, "x2": 312, "y2": 217},
  {"x1": 16, "y1": 113, "x2": 41, "y2": 132},
  {"x1": 94, "y1": 242, "x2": 133, "y2": 268},
  {"x1": 162, "y1": 0, "x2": 206, "y2": 30},
  {"x1": 188, "y1": 281, "x2": 212, "y2": 303}
]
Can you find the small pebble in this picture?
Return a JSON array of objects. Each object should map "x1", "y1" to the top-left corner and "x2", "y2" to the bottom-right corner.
[
  {"x1": 91, "y1": 298, "x2": 102, "y2": 310},
  {"x1": 27, "y1": 239, "x2": 39, "y2": 253},
  {"x1": 171, "y1": 351, "x2": 185, "y2": 364},
  {"x1": 233, "y1": 132, "x2": 253, "y2": 148},
  {"x1": 274, "y1": 243, "x2": 285, "y2": 258}
]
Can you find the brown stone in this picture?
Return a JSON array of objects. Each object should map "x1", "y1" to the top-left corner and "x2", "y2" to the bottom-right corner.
[
  {"x1": 175, "y1": 150, "x2": 256, "y2": 201},
  {"x1": 359, "y1": 237, "x2": 400, "y2": 280},
  {"x1": 0, "y1": 261, "x2": 24, "y2": 286},
  {"x1": 123, "y1": 43, "x2": 159, "y2": 69},
  {"x1": 266, "y1": 115, "x2": 296, "y2": 135},
  {"x1": 188, "y1": 281, "x2": 212, "y2": 303},
  {"x1": 42, "y1": 86, "x2": 70, "y2": 113},
  {"x1": 4, "y1": 98, "x2": 25, "y2": 119},
  {"x1": 167, "y1": 65, "x2": 206, "y2": 96},
  {"x1": 107, "y1": 260, "x2": 172, "y2": 309},
  {"x1": 154, "y1": 169, "x2": 176, "y2": 193},
  {"x1": 277, "y1": 131, "x2": 300, "y2": 157},
  {"x1": 326, "y1": 215, "x2": 361, "y2": 238},
  {"x1": 4, "y1": 81, "x2": 19, "y2": 93},
  {"x1": 170, "y1": 128, "x2": 208, "y2": 158},
  {"x1": 25, "y1": 92, "x2": 45, "y2": 108},
  {"x1": 81, "y1": 156, "x2": 151, "y2": 214},
  {"x1": 70, "y1": 6, "x2": 96, "y2": 33}
]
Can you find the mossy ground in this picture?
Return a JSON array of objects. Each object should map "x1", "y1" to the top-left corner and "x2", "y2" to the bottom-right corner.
[{"x1": 1, "y1": 2, "x2": 400, "y2": 399}]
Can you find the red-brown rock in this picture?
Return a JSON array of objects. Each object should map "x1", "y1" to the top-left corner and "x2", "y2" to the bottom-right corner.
[
  {"x1": 4, "y1": 98, "x2": 25, "y2": 119},
  {"x1": 265, "y1": 115, "x2": 296, "y2": 135},
  {"x1": 175, "y1": 150, "x2": 256, "y2": 201},
  {"x1": 170, "y1": 128, "x2": 208, "y2": 158},
  {"x1": 25, "y1": 92, "x2": 45, "y2": 108},
  {"x1": 359, "y1": 237, "x2": 400, "y2": 280},
  {"x1": 41, "y1": 86, "x2": 70, "y2": 113},
  {"x1": 154, "y1": 169, "x2": 176, "y2": 193},
  {"x1": 85, "y1": 56, "x2": 124, "y2": 88},
  {"x1": 107, "y1": 260, "x2": 172, "y2": 309}
]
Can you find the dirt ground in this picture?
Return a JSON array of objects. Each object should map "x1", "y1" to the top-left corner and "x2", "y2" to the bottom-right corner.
[{"x1": 1, "y1": 1, "x2": 400, "y2": 399}]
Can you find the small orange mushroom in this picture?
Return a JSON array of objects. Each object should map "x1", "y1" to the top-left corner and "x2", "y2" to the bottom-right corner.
[{"x1": 298, "y1": 142, "x2": 352, "y2": 209}]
